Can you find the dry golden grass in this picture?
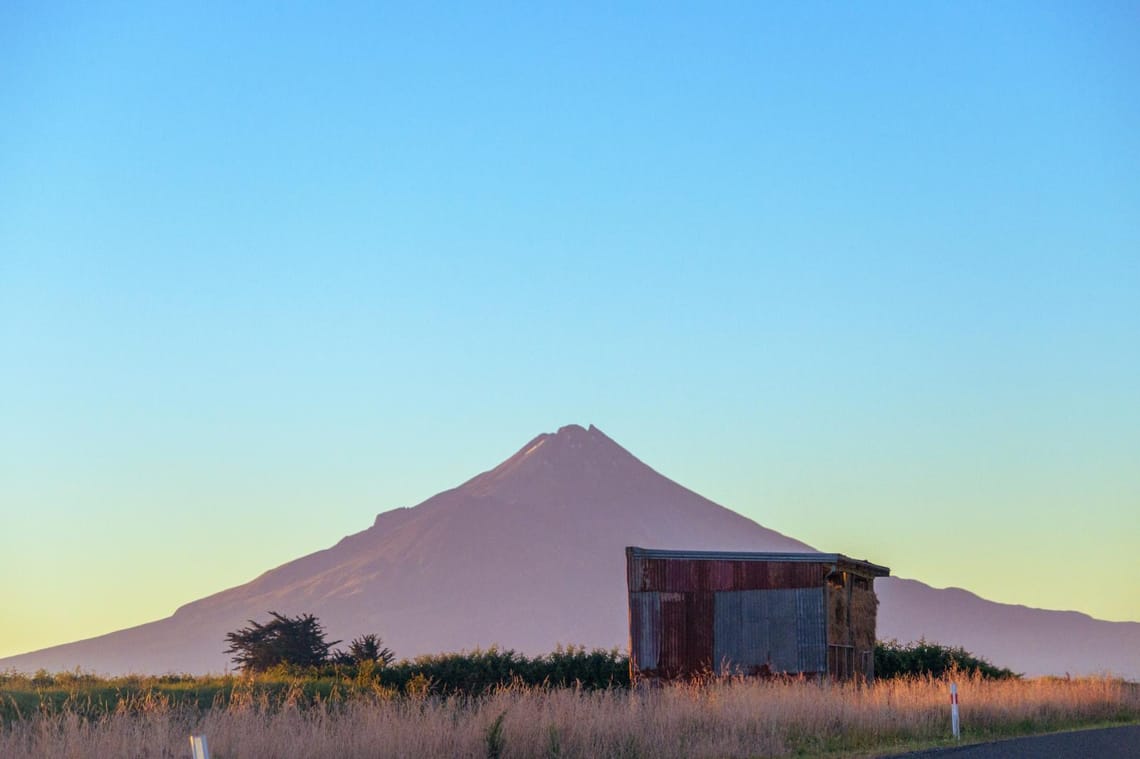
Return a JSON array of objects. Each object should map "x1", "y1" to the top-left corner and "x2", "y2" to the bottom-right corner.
[{"x1": 2, "y1": 674, "x2": 1136, "y2": 758}]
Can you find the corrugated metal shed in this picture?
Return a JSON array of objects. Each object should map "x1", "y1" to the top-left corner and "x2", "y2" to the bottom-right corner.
[{"x1": 626, "y1": 546, "x2": 889, "y2": 682}]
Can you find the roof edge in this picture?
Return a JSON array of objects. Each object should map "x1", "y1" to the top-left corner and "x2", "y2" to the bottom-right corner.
[{"x1": 625, "y1": 546, "x2": 890, "y2": 577}]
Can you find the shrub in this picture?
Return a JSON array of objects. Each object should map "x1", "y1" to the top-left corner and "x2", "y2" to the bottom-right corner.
[
  {"x1": 335, "y1": 634, "x2": 395, "y2": 667},
  {"x1": 875, "y1": 639, "x2": 1019, "y2": 679}
]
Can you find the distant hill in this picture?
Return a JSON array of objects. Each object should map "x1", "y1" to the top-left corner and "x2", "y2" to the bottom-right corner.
[{"x1": 3, "y1": 424, "x2": 1137, "y2": 678}]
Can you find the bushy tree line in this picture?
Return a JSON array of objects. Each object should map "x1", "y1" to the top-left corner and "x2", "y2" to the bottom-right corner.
[
  {"x1": 223, "y1": 612, "x2": 625, "y2": 693},
  {"x1": 223, "y1": 613, "x2": 1018, "y2": 694},
  {"x1": 875, "y1": 639, "x2": 1019, "y2": 679},
  {"x1": 373, "y1": 646, "x2": 630, "y2": 695}
]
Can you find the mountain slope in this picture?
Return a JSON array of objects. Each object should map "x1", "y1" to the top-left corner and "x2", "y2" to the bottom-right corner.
[
  {"x1": 877, "y1": 578, "x2": 1139, "y2": 678},
  {"x1": 3, "y1": 424, "x2": 1137, "y2": 678}
]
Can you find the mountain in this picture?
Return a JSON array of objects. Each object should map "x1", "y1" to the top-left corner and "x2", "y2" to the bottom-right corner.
[{"x1": 3, "y1": 424, "x2": 1137, "y2": 679}]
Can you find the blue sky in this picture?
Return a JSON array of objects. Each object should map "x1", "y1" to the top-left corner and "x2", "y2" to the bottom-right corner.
[{"x1": 2, "y1": 2, "x2": 1138, "y2": 659}]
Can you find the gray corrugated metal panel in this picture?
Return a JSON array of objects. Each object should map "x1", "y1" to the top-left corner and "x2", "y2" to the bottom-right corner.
[
  {"x1": 712, "y1": 591, "x2": 741, "y2": 672},
  {"x1": 712, "y1": 588, "x2": 829, "y2": 675},
  {"x1": 796, "y1": 587, "x2": 827, "y2": 673},
  {"x1": 629, "y1": 592, "x2": 660, "y2": 672},
  {"x1": 626, "y1": 547, "x2": 890, "y2": 577},
  {"x1": 713, "y1": 590, "x2": 770, "y2": 674},
  {"x1": 766, "y1": 589, "x2": 800, "y2": 672}
]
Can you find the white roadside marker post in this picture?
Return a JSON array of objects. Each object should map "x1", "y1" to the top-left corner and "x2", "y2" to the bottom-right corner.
[
  {"x1": 950, "y1": 683, "x2": 960, "y2": 741},
  {"x1": 190, "y1": 734, "x2": 210, "y2": 759}
]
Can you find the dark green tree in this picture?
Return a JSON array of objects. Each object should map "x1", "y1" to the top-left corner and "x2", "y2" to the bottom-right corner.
[
  {"x1": 224, "y1": 611, "x2": 340, "y2": 672},
  {"x1": 340, "y1": 633, "x2": 395, "y2": 666}
]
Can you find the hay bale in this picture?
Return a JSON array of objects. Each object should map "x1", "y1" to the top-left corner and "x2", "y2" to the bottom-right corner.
[{"x1": 851, "y1": 585, "x2": 878, "y2": 651}]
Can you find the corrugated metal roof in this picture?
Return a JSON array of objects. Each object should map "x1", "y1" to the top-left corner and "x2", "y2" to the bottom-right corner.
[{"x1": 626, "y1": 546, "x2": 890, "y2": 577}]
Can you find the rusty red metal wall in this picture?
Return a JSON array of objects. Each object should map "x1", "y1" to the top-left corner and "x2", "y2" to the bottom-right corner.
[
  {"x1": 628, "y1": 555, "x2": 829, "y2": 594},
  {"x1": 627, "y1": 548, "x2": 889, "y2": 682},
  {"x1": 628, "y1": 553, "x2": 838, "y2": 680}
]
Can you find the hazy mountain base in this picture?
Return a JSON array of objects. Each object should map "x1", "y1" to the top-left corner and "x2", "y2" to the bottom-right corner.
[{"x1": 3, "y1": 425, "x2": 1137, "y2": 679}]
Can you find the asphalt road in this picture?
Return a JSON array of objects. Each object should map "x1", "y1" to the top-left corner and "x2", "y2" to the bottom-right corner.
[{"x1": 885, "y1": 725, "x2": 1140, "y2": 758}]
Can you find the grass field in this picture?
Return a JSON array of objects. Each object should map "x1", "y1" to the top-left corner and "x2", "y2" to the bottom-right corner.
[{"x1": 2, "y1": 668, "x2": 1137, "y2": 758}]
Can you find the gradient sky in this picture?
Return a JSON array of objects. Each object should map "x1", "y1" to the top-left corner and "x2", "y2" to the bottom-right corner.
[{"x1": 2, "y1": 2, "x2": 1138, "y2": 661}]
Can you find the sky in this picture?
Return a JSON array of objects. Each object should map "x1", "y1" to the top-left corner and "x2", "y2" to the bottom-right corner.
[{"x1": 1, "y1": 2, "x2": 1138, "y2": 660}]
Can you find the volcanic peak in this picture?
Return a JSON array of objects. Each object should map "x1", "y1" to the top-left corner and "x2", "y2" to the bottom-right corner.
[{"x1": 461, "y1": 424, "x2": 641, "y2": 498}]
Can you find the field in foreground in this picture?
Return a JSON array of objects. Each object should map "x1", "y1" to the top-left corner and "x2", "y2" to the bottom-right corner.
[{"x1": 2, "y1": 672, "x2": 1137, "y2": 758}]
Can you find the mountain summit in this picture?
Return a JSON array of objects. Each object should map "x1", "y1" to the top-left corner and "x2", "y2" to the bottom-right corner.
[
  {"x1": 464, "y1": 424, "x2": 651, "y2": 501},
  {"x1": 3, "y1": 425, "x2": 1137, "y2": 678}
]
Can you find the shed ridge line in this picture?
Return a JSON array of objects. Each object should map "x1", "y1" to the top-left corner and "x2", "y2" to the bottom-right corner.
[{"x1": 626, "y1": 547, "x2": 890, "y2": 577}]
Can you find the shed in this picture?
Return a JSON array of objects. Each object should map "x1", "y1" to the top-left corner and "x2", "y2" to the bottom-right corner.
[{"x1": 626, "y1": 546, "x2": 890, "y2": 682}]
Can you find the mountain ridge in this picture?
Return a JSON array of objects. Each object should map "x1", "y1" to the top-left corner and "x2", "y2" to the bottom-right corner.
[{"x1": 3, "y1": 424, "x2": 1136, "y2": 678}]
